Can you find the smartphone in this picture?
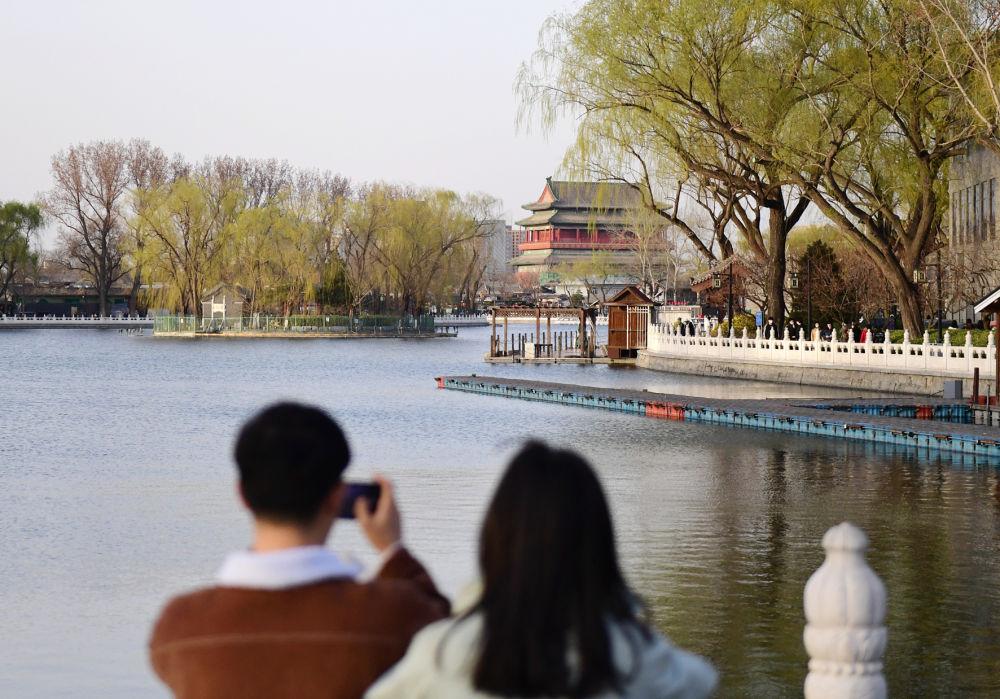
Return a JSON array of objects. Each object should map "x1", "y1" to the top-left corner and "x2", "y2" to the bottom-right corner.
[{"x1": 338, "y1": 482, "x2": 381, "y2": 519}]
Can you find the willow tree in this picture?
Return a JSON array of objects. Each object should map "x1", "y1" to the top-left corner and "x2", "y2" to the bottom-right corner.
[
  {"x1": 227, "y1": 201, "x2": 295, "y2": 315},
  {"x1": 342, "y1": 184, "x2": 396, "y2": 315},
  {"x1": 519, "y1": 0, "x2": 820, "y2": 323},
  {"x1": 0, "y1": 201, "x2": 42, "y2": 311},
  {"x1": 523, "y1": 0, "x2": 977, "y2": 333},
  {"x1": 137, "y1": 177, "x2": 241, "y2": 315},
  {"x1": 918, "y1": 0, "x2": 1000, "y2": 154},
  {"x1": 782, "y1": 0, "x2": 976, "y2": 333},
  {"x1": 370, "y1": 189, "x2": 499, "y2": 314},
  {"x1": 122, "y1": 139, "x2": 173, "y2": 313}
]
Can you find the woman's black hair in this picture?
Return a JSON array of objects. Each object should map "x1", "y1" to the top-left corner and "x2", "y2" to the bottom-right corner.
[{"x1": 466, "y1": 441, "x2": 647, "y2": 697}]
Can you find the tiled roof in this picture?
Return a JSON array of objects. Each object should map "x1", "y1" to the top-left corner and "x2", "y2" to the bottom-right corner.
[{"x1": 522, "y1": 177, "x2": 642, "y2": 212}]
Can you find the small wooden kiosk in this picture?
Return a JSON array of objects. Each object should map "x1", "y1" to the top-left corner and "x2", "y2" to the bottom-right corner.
[
  {"x1": 973, "y1": 286, "x2": 1000, "y2": 388},
  {"x1": 602, "y1": 286, "x2": 655, "y2": 359}
]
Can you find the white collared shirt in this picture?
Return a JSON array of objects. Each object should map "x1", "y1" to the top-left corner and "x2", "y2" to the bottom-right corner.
[{"x1": 216, "y1": 543, "x2": 402, "y2": 590}]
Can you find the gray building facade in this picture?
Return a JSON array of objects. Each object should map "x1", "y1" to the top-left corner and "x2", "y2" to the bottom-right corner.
[{"x1": 948, "y1": 141, "x2": 1000, "y2": 320}]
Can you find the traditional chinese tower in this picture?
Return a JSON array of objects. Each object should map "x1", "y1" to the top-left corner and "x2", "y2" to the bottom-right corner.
[{"x1": 512, "y1": 177, "x2": 641, "y2": 284}]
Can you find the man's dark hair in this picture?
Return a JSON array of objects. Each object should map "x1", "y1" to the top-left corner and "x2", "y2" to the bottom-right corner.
[{"x1": 234, "y1": 402, "x2": 350, "y2": 524}]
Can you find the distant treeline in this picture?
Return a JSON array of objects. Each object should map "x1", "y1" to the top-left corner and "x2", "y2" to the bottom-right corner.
[{"x1": 28, "y1": 139, "x2": 501, "y2": 316}]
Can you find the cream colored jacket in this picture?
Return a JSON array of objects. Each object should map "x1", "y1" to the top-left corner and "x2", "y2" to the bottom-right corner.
[{"x1": 365, "y1": 612, "x2": 717, "y2": 699}]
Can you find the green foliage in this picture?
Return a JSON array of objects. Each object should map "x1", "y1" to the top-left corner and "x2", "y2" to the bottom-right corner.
[
  {"x1": 129, "y1": 167, "x2": 499, "y2": 316},
  {"x1": 0, "y1": 201, "x2": 42, "y2": 307},
  {"x1": 888, "y1": 329, "x2": 994, "y2": 346},
  {"x1": 711, "y1": 312, "x2": 756, "y2": 337},
  {"x1": 342, "y1": 185, "x2": 500, "y2": 315},
  {"x1": 789, "y1": 240, "x2": 855, "y2": 327},
  {"x1": 520, "y1": 0, "x2": 983, "y2": 334}
]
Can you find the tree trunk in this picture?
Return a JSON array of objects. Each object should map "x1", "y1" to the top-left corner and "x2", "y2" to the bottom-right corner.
[
  {"x1": 766, "y1": 208, "x2": 789, "y2": 327},
  {"x1": 128, "y1": 270, "x2": 141, "y2": 315},
  {"x1": 879, "y1": 257, "x2": 924, "y2": 335}
]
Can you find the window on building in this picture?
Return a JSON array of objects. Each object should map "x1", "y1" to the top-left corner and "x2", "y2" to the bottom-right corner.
[
  {"x1": 963, "y1": 186, "x2": 969, "y2": 244},
  {"x1": 972, "y1": 183, "x2": 978, "y2": 241},
  {"x1": 991, "y1": 178, "x2": 996, "y2": 239},
  {"x1": 980, "y1": 182, "x2": 987, "y2": 240},
  {"x1": 951, "y1": 193, "x2": 957, "y2": 245}
]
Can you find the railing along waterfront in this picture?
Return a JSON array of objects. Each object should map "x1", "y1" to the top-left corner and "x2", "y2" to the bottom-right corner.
[
  {"x1": 0, "y1": 314, "x2": 153, "y2": 328},
  {"x1": 646, "y1": 322, "x2": 997, "y2": 377},
  {"x1": 154, "y1": 314, "x2": 438, "y2": 335},
  {"x1": 433, "y1": 313, "x2": 490, "y2": 326}
]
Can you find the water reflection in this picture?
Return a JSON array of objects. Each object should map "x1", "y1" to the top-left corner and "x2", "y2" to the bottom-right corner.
[{"x1": 626, "y1": 442, "x2": 1000, "y2": 697}]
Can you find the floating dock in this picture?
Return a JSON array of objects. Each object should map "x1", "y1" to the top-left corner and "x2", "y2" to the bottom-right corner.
[{"x1": 436, "y1": 375, "x2": 1000, "y2": 459}]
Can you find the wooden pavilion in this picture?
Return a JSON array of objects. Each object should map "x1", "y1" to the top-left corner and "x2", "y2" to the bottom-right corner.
[
  {"x1": 602, "y1": 286, "x2": 656, "y2": 359},
  {"x1": 973, "y1": 286, "x2": 1000, "y2": 384},
  {"x1": 489, "y1": 306, "x2": 599, "y2": 358},
  {"x1": 690, "y1": 255, "x2": 753, "y2": 314}
]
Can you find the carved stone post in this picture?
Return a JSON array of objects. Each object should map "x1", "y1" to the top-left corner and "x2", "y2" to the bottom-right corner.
[
  {"x1": 804, "y1": 522, "x2": 887, "y2": 699},
  {"x1": 988, "y1": 330, "x2": 996, "y2": 381}
]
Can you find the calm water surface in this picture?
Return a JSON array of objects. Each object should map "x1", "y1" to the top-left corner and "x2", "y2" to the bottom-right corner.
[{"x1": 1, "y1": 327, "x2": 999, "y2": 697}]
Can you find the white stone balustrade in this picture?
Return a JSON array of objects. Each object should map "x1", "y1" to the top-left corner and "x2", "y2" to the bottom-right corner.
[
  {"x1": 433, "y1": 314, "x2": 490, "y2": 326},
  {"x1": 646, "y1": 321, "x2": 996, "y2": 377},
  {"x1": 0, "y1": 314, "x2": 153, "y2": 328},
  {"x1": 804, "y1": 523, "x2": 887, "y2": 699}
]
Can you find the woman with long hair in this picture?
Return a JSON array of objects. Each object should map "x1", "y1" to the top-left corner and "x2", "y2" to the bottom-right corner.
[{"x1": 366, "y1": 441, "x2": 717, "y2": 698}]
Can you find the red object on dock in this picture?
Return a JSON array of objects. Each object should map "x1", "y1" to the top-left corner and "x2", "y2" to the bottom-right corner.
[
  {"x1": 916, "y1": 406, "x2": 933, "y2": 419},
  {"x1": 645, "y1": 401, "x2": 685, "y2": 421}
]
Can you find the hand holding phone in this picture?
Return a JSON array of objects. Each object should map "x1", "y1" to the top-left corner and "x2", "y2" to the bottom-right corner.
[
  {"x1": 351, "y1": 475, "x2": 401, "y2": 553},
  {"x1": 337, "y1": 482, "x2": 381, "y2": 519}
]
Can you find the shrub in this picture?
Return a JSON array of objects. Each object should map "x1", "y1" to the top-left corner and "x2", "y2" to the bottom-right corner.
[
  {"x1": 887, "y1": 328, "x2": 993, "y2": 346},
  {"x1": 711, "y1": 312, "x2": 756, "y2": 337}
]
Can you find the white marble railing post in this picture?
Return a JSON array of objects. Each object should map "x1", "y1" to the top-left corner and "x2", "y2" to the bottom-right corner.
[
  {"x1": 988, "y1": 331, "x2": 996, "y2": 378},
  {"x1": 804, "y1": 522, "x2": 887, "y2": 699}
]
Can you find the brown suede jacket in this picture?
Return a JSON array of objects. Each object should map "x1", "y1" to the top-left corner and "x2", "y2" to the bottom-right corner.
[{"x1": 149, "y1": 548, "x2": 449, "y2": 699}]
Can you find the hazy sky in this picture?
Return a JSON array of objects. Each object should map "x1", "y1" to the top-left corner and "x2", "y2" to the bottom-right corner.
[{"x1": 1, "y1": 0, "x2": 579, "y2": 228}]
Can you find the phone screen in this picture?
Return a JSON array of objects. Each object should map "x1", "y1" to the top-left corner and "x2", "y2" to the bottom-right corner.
[{"x1": 337, "y1": 482, "x2": 381, "y2": 519}]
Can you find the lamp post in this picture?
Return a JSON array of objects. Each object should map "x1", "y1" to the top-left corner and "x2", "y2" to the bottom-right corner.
[
  {"x1": 913, "y1": 253, "x2": 944, "y2": 341},
  {"x1": 789, "y1": 260, "x2": 812, "y2": 327},
  {"x1": 727, "y1": 262, "x2": 734, "y2": 327}
]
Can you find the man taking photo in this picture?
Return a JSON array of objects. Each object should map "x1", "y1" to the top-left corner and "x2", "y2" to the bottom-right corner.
[{"x1": 150, "y1": 402, "x2": 448, "y2": 698}]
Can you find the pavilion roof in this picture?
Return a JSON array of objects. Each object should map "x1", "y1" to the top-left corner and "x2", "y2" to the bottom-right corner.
[
  {"x1": 974, "y1": 285, "x2": 1000, "y2": 315},
  {"x1": 522, "y1": 177, "x2": 643, "y2": 213},
  {"x1": 689, "y1": 254, "x2": 757, "y2": 290},
  {"x1": 602, "y1": 285, "x2": 656, "y2": 307}
]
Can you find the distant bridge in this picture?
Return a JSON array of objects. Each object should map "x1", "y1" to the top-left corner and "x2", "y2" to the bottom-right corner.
[
  {"x1": 433, "y1": 313, "x2": 609, "y2": 328},
  {"x1": 433, "y1": 314, "x2": 490, "y2": 327},
  {"x1": 0, "y1": 315, "x2": 154, "y2": 330}
]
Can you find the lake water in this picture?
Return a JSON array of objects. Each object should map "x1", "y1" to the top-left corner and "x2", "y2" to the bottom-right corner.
[{"x1": 1, "y1": 327, "x2": 999, "y2": 697}]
